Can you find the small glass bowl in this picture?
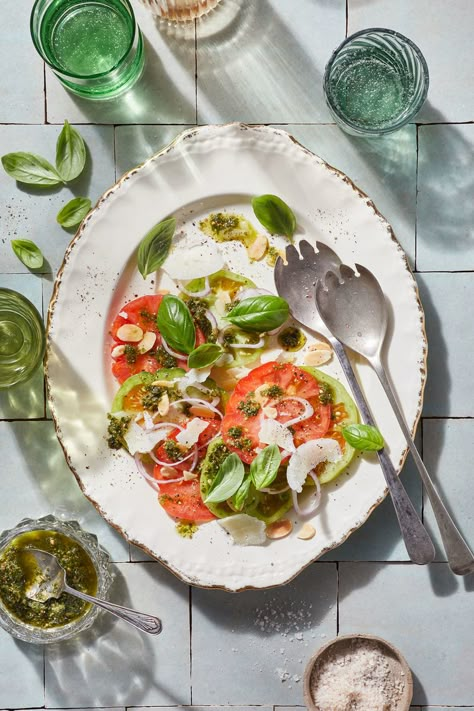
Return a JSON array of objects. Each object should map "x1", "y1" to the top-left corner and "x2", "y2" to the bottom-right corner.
[{"x1": 0, "y1": 515, "x2": 113, "y2": 644}]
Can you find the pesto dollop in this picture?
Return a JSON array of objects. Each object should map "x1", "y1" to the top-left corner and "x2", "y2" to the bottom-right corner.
[
  {"x1": 0, "y1": 530, "x2": 98, "y2": 629},
  {"x1": 278, "y1": 326, "x2": 307, "y2": 352}
]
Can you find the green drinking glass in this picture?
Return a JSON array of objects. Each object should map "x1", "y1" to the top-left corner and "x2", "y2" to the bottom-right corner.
[
  {"x1": 324, "y1": 28, "x2": 429, "y2": 137},
  {"x1": 0, "y1": 289, "x2": 45, "y2": 389},
  {"x1": 30, "y1": 0, "x2": 145, "y2": 100}
]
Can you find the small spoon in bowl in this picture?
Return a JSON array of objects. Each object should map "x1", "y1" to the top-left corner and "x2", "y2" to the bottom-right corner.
[{"x1": 25, "y1": 548, "x2": 162, "y2": 634}]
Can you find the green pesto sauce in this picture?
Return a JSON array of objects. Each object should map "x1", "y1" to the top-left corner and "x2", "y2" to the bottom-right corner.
[
  {"x1": 266, "y1": 245, "x2": 282, "y2": 267},
  {"x1": 0, "y1": 530, "x2": 98, "y2": 629},
  {"x1": 176, "y1": 520, "x2": 198, "y2": 539},
  {"x1": 107, "y1": 413, "x2": 131, "y2": 450},
  {"x1": 200, "y1": 212, "x2": 261, "y2": 250},
  {"x1": 278, "y1": 326, "x2": 307, "y2": 352}
]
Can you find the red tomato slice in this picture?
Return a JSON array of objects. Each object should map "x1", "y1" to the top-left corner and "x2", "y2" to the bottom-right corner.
[
  {"x1": 154, "y1": 418, "x2": 221, "y2": 465},
  {"x1": 112, "y1": 353, "x2": 170, "y2": 384},
  {"x1": 111, "y1": 295, "x2": 163, "y2": 340},
  {"x1": 157, "y1": 479, "x2": 215, "y2": 522},
  {"x1": 222, "y1": 362, "x2": 331, "y2": 462}
]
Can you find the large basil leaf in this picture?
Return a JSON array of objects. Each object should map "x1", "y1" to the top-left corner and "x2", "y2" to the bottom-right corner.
[
  {"x1": 231, "y1": 475, "x2": 252, "y2": 511},
  {"x1": 1, "y1": 152, "x2": 63, "y2": 186},
  {"x1": 55, "y1": 120, "x2": 86, "y2": 182},
  {"x1": 188, "y1": 343, "x2": 223, "y2": 369},
  {"x1": 226, "y1": 295, "x2": 289, "y2": 333},
  {"x1": 342, "y1": 424, "x2": 384, "y2": 451},
  {"x1": 250, "y1": 444, "x2": 281, "y2": 490},
  {"x1": 137, "y1": 217, "x2": 176, "y2": 279},
  {"x1": 11, "y1": 239, "x2": 44, "y2": 269},
  {"x1": 157, "y1": 294, "x2": 196, "y2": 355},
  {"x1": 252, "y1": 194, "x2": 296, "y2": 240},
  {"x1": 56, "y1": 197, "x2": 91, "y2": 228},
  {"x1": 204, "y1": 453, "x2": 245, "y2": 504}
]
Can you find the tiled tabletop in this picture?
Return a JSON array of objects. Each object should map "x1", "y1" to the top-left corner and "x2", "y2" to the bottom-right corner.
[{"x1": 1, "y1": 0, "x2": 473, "y2": 708}]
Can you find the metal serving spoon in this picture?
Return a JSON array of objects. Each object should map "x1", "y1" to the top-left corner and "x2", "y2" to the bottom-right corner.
[
  {"x1": 274, "y1": 241, "x2": 434, "y2": 566},
  {"x1": 25, "y1": 548, "x2": 162, "y2": 634},
  {"x1": 315, "y1": 264, "x2": 474, "y2": 575}
]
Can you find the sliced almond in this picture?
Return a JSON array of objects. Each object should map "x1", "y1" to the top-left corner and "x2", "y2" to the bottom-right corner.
[
  {"x1": 190, "y1": 404, "x2": 216, "y2": 418},
  {"x1": 183, "y1": 469, "x2": 198, "y2": 481},
  {"x1": 266, "y1": 519, "x2": 293, "y2": 540},
  {"x1": 309, "y1": 341, "x2": 331, "y2": 352},
  {"x1": 262, "y1": 405, "x2": 278, "y2": 419},
  {"x1": 297, "y1": 523, "x2": 316, "y2": 540},
  {"x1": 304, "y1": 341, "x2": 332, "y2": 366},
  {"x1": 254, "y1": 383, "x2": 270, "y2": 404},
  {"x1": 247, "y1": 234, "x2": 268, "y2": 261},
  {"x1": 111, "y1": 344, "x2": 126, "y2": 359},
  {"x1": 215, "y1": 289, "x2": 232, "y2": 316},
  {"x1": 160, "y1": 466, "x2": 177, "y2": 479},
  {"x1": 152, "y1": 379, "x2": 174, "y2": 387},
  {"x1": 137, "y1": 331, "x2": 156, "y2": 354},
  {"x1": 117, "y1": 324, "x2": 144, "y2": 343},
  {"x1": 158, "y1": 392, "x2": 170, "y2": 417}
]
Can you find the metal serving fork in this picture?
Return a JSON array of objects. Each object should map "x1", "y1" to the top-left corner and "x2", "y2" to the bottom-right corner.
[
  {"x1": 274, "y1": 240, "x2": 435, "y2": 565},
  {"x1": 315, "y1": 263, "x2": 474, "y2": 575}
]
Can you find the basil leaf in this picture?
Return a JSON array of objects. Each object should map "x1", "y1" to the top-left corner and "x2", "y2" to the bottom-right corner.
[
  {"x1": 252, "y1": 194, "x2": 296, "y2": 240},
  {"x1": 137, "y1": 217, "x2": 176, "y2": 279},
  {"x1": 231, "y1": 475, "x2": 252, "y2": 511},
  {"x1": 55, "y1": 120, "x2": 86, "y2": 182},
  {"x1": 56, "y1": 197, "x2": 92, "y2": 228},
  {"x1": 11, "y1": 239, "x2": 44, "y2": 269},
  {"x1": 250, "y1": 444, "x2": 281, "y2": 490},
  {"x1": 226, "y1": 295, "x2": 289, "y2": 333},
  {"x1": 157, "y1": 294, "x2": 196, "y2": 355},
  {"x1": 1, "y1": 152, "x2": 63, "y2": 186},
  {"x1": 188, "y1": 343, "x2": 223, "y2": 369},
  {"x1": 342, "y1": 424, "x2": 385, "y2": 451},
  {"x1": 204, "y1": 453, "x2": 245, "y2": 504}
]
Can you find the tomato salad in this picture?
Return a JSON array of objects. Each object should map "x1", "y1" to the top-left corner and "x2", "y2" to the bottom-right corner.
[{"x1": 107, "y1": 267, "x2": 359, "y2": 542}]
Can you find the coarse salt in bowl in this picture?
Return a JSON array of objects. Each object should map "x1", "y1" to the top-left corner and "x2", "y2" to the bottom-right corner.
[{"x1": 303, "y1": 633, "x2": 413, "y2": 711}]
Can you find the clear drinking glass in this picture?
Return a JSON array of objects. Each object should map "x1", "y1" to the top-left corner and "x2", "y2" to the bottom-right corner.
[
  {"x1": 0, "y1": 289, "x2": 45, "y2": 389},
  {"x1": 30, "y1": 0, "x2": 145, "y2": 100},
  {"x1": 140, "y1": 0, "x2": 222, "y2": 21},
  {"x1": 324, "y1": 28, "x2": 429, "y2": 136}
]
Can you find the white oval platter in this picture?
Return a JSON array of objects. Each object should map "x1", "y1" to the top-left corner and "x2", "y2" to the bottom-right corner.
[{"x1": 46, "y1": 123, "x2": 426, "y2": 591}]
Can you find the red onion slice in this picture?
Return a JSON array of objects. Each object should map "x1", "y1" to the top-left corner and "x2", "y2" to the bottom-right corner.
[
  {"x1": 291, "y1": 470, "x2": 321, "y2": 517},
  {"x1": 237, "y1": 287, "x2": 273, "y2": 301},
  {"x1": 279, "y1": 396, "x2": 314, "y2": 427},
  {"x1": 170, "y1": 398, "x2": 224, "y2": 420},
  {"x1": 134, "y1": 454, "x2": 186, "y2": 491},
  {"x1": 150, "y1": 444, "x2": 198, "y2": 468},
  {"x1": 161, "y1": 337, "x2": 187, "y2": 360},
  {"x1": 204, "y1": 309, "x2": 218, "y2": 331},
  {"x1": 178, "y1": 276, "x2": 211, "y2": 298}
]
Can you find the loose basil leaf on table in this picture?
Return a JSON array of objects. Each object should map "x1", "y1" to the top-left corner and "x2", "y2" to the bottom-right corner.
[
  {"x1": 250, "y1": 444, "x2": 282, "y2": 490},
  {"x1": 1, "y1": 152, "x2": 63, "y2": 187},
  {"x1": 156, "y1": 294, "x2": 196, "y2": 355},
  {"x1": 56, "y1": 197, "x2": 92, "y2": 228},
  {"x1": 11, "y1": 239, "x2": 44, "y2": 269},
  {"x1": 204, "y1": 453, "x2": 245, "y2": 504},
  {"x1": 188, "y1": 342, "x2": 223, "y2": 369},
  {"x1": 226, "y1": 295, "x2": 289, "y2": 333},
  {"x1": 231, "y1": 475, "x2": 252, "y2": 511},
  {"x1": 252, "y1": 194, "x2": 297, "y2": 240},
  {"x1": 137, "y1": 217, "x2": 176, "y2": 279},
  {"x1": 55, "y1": 120, "x2": 87, "y2": 182},
  {"x1": 342, "y1": 424, "x2": 385, "y2": 451}
]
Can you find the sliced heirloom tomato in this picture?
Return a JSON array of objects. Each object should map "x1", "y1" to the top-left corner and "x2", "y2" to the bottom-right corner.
[
  {"x1": 110, "y1": 295, "x2": 163, "y2": 339},
  {"x1": 157, "y1": 480, "x2": 216, "y2": 522}
]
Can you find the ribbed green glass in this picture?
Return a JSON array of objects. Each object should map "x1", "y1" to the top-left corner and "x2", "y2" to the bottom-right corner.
[
  {"x1": 324, "y1": 28, "x2": 429, "y2": 136},
  {"x1": 0, "y1": 289, "x2": 45, "y2": 389}
]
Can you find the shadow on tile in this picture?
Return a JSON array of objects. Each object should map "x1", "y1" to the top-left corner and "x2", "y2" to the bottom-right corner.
[{"x1": 0, "y1": 366, "x2": 45, "y2": 419}]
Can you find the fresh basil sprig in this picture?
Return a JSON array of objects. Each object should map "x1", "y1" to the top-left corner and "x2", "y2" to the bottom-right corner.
[
  {"x1": 231, "y1": 475, "x2": 252, "y2": 511},
  {"x1": 188, "y1": 343, "x2": 223, "y2": 369},
  {"x1": 1, "y1": 152, "x2": 63, "y2": 187},
  {"x1": 226, "y1": 295, "x2": 289, "y2": 333},
  {"x1": 57, "y1": 197, "x2": 92, "y2": 228},
  {"x1": 157, "y1": 294, "x2": 196, "y2": 355},
  {"x1": 11, "y1": 239, "x2": 44, "y2": 269},
  {"x1": 137, "y1": 217, "x2": 176, "y2": 279},
  {"x1": 204, "y1": 453, "x2": 245, "y2": 504},
  {"x1": 250, "y1": 444, "x2": 281, "y2": 490},
  {"x1": 342, "y1": 424, "x2": 384, "y2": 452},
  {"x1": 55, "y1": 120, "x2": 87, "y2": 182},
  {"x1": 252, "y1": 194, "x2": 296, "y2": 240}
]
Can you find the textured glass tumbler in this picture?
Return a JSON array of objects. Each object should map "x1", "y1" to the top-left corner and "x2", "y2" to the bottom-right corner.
[
  {"x1": 324, "y1": 28, "x2": 429, "y2": 136},
  {"x1": 140, "y1": 0, "x2": 221, "y2": 21},
  {"x1": 31, "y1": 0, "x2": 145, "y2": 100},
  {"x1": 0, "y1": 289, "x2": 45, "y2": 389}
]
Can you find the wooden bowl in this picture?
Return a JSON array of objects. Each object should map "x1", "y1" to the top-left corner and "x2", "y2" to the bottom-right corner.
[{"x1": 303, "y1": 633, "x2": 413, "y2": 711}]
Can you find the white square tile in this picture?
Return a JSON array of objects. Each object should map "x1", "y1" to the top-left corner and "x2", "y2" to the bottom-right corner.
[
  {"x1": 348, "y1": 0, "x2": 474, "y2": 122},
  {"x1": 115, "y1": 124, "x2": 192, "y2": 178},
  {"x1": 0, "y1": 634, "x2": 44, "y2": 707},
  {"x1": 416, "y1": 124, "x2": 474, "y2": 271},
  {"x1": 45, "y1": 562, "x2": 191, "y2": 706},
  {"x1": 197, "y1": 0, "x2": 345, "y2": 123}
]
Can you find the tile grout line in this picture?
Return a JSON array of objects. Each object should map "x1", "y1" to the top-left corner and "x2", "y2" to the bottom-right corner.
[
  {"x1": 415, "y1": 124, "x2": 419, "y2": 271},
  {"x1": 113, "y1": 124, "x2": 118, "y2": 182}
]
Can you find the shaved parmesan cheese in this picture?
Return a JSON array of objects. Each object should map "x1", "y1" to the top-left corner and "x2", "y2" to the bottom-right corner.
[
  {"x1": 287, "y1": 439, "x2": 342, "y2": 493},
  {"x1": 218, "y1": 514, "x2": 266, "y2": 546},
  {"x1": 175, "y1": 418, "x2": 209, "y2": 447},
  {"x1": 124, "y1": 421, "x2": 172, "y2": 455},
  {"x1": 119, "y1": 311, "x2": 128, "y2": 319},
  {"x1": 163, "y1": 234, "x2": 224, "y2": 280},
  {"x1": 143, "y1": 411, "x2": 155, "y2": 430},
  {"x1": 178, "y1": 367, "x2": 212, "y2": 394},
  {"x1": 158, "y1": 392, "x2": 170, "y2": 416},
  {"x1": 259, "y1": 419, "x2": 295, "y2": 453},
  {"x1": 260, "y1": 347, "x2": 284, "y2": 364},
  {"x1": 111, "y1": 345, "x2": 125, "y2": 359}
]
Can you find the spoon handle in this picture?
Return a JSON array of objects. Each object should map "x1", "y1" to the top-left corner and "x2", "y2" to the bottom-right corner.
[
  {"x1": 372, "y1": 357, "x2": 474, "y2": 575},
  {"x1": 64, "y1": 584, "x2": 162, "y2": 634},
  {"x1": 331, "y1": 339, "x2": 435, "y2": 565}
]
